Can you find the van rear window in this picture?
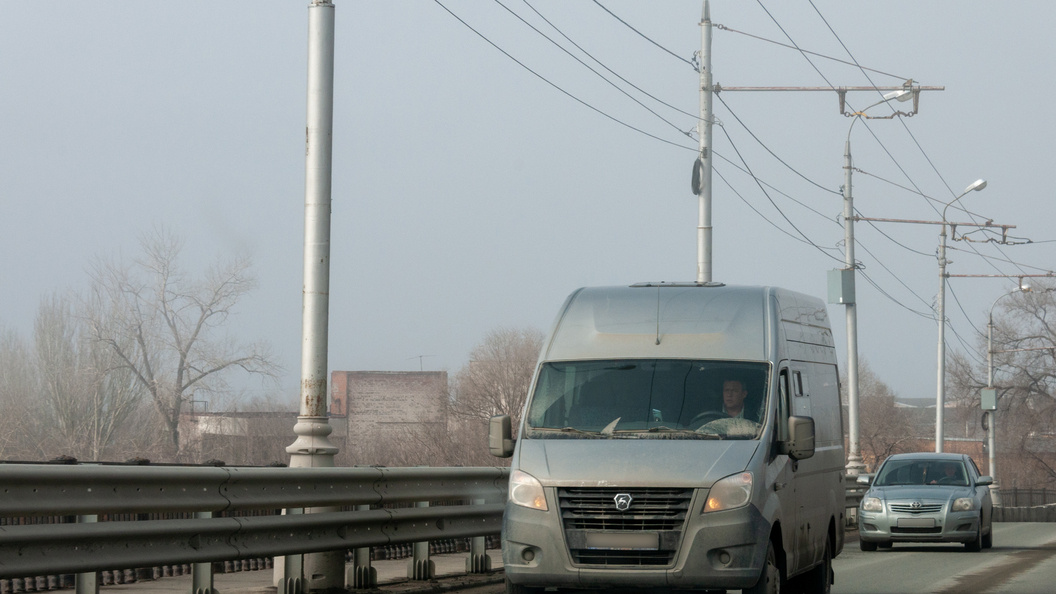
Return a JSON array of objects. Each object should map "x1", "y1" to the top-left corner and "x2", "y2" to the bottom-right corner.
[{"x1": 525, "y1": 360, "x2": 769, "y2": 440}]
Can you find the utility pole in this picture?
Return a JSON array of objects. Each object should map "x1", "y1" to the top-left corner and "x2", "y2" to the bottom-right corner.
[
  {"x1": 853, "y1": 215, "x2": 1017, "y2": 453},
  {"x1": 712, "y1": 80, "x2": 938, "y2": 476},
  {"x1": 841, "y1": 135, "x2": 863, "y2": 476},
  {"x1": 694, "y1": 0, "x2": 714, "y2": 284},
  {"x1": 284, "y1": 1, "x2": 342, "y2": 591}
]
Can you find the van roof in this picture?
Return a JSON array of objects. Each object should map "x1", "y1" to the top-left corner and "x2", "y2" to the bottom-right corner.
[{"x1": 542, "y1": 283, "x2": 831, "y2": 362}]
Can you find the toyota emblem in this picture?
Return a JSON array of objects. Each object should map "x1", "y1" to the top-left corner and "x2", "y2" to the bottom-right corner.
[
  {"x1": 614, "y1": 493, "x2": 633, "y2": 512},
  {"x1": 911, "y1": 501, "x2": 922, "y2": 509}
]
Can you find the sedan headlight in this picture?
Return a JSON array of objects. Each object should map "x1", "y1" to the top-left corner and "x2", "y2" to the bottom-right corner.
[
  {"x1": 704, "y1": 472, "x2": 753, "y2": 512},
  {"x1": 509, "y1": 469, "x2": 548, "y2": 511},
  {"x1": 952, "y1": 497, "x2": 976, "y2": 512},
  {"x1": 861, "y1": 497, "x2": 883, "y2": 512}
]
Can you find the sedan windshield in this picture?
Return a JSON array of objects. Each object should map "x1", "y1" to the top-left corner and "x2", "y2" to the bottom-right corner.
[
  {"x1": 524, "y1": 359, "x2": 768, "y2": 440},
  {"x1": 874, "y1": 458, "x2": 969, "y2": 486}
]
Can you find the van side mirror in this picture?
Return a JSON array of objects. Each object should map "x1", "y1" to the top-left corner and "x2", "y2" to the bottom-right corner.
[
  {"x1": 781, "y1": 415, "x2": 815, "y2": 460},
  {"x1": 489, "y1": 415, "x2": 515, "y2": 458}
]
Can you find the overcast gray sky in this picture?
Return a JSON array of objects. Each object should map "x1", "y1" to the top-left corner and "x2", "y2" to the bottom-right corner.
[{"x1": 2, "y1": 1, "x2": 1054, "y2": 405}]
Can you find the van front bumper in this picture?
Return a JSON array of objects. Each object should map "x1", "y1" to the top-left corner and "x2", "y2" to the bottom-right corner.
[{"x1": 503, "y1": 500, "x2": 771, "y2": 590}]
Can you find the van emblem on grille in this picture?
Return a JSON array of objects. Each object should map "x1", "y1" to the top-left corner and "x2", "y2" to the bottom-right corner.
[{"x1": 614, "y1": 493, "x2": 633, "y2": 512}]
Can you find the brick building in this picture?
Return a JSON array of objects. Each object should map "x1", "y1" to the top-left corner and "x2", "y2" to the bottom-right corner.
[{"x1": 331, "y1": 370, "x2": 449, "y2": 459}]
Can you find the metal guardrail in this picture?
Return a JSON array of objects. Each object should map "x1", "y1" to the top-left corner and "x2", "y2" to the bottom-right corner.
[{"x1": 0, "y1": 464, "x2": 509, "y2": 581}]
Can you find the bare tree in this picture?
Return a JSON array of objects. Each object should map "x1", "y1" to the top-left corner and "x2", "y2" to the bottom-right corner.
[
  {"x1": 452, "y1": 326, "x2": 543, "y2": 430},
  {"x1": 845, "y1": 360, "x2": 916, "y2": 471},
  {"x1": 83, "y1": 227, "x2": 277, "y2": 461},
  {"x1": 32, "y1": 293, "x2": 145, "y2": 460},
  {"x1": 946, "y1": 281, "x2": 1056, "y2": 488},
  {"x1": 0, "y1": 327, "x2": 38, "y2": 460}
]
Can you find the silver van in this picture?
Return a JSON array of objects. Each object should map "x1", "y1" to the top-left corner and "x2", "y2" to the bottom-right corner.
[{"x1": 490, "y1": 283, "x2": 844, "y2": 593}]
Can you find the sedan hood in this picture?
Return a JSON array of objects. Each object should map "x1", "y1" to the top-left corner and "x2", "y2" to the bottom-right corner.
[
  {"x1": 515, "y1": 437, "x2": 760, "y2": 488},
  {"x1": 869, "y1": 485, "x2": 973, "y2": 501}
]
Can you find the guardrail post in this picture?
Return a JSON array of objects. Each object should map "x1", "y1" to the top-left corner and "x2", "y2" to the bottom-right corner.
[
  {"x1": 74, "y1": 515, "x2": 98, "y2": 594},
  {"x1": 347, "y1": 505, "x2": 377, "y2": 589},
  {"x1": 466, "y1": 499, "x2": 491, "y2": 574},
  {"x1": 276, "y1": 508, "x2": 306, "y2": 594},
  {"x1": 407, "y1": 501, "x2": 434, "y2": 580},
  {"x1": 191, "y1": 511, "x2": 216, "y2": 594}
]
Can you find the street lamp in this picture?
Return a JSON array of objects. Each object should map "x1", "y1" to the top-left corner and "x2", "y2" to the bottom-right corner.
[
  {"x1": 935, "y1": 178, "x2": 988, "y2": 453},
  {"x1": 840, "y1": 87, "x2": 914, "y2": 476},
  {"x1": 985, "y1": 283, "x2": 1029, "y2": 495}
]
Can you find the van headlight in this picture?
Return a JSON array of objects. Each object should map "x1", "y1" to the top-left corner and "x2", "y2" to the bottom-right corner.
[
  {"x1": 861, "y1": 497, "x2": 883, "y2": 512},
  {"x1": 952, "y1": 497, "x2": 976, "y2": 512},
  {"x1": 704, "y1": 472, "x2": 753, "y2": 513},
  {"x1": 509, "y1": 470, "x2": 548, "y2": 511}
]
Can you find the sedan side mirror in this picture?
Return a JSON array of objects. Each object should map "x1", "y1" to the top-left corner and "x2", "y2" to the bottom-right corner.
[
  {"x1": 856, "y1": 474, "x2": 873, "y2": 486},
  {"x1": 976, "y1": 475, "x2": 993, "y2": 487}
]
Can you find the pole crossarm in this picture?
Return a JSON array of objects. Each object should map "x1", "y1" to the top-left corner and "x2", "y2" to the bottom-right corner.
[
  {"x1": 854, "y1": 216, "x2": 1015, "y2": 230},
  {"x1": 948, "y1": 273, "x2": 1056, "y2": 279},
  {"x1": 712, "y1": 84, "x2": 944, "y2": 118}
]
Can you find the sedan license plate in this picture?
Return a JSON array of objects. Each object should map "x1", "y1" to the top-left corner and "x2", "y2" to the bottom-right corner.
[
  {"x1": 896, "y1": 517, "x2": 936, "y2": 528},
  {"x1": 584, "y1": 531, "x2": 659, "y2": 550}
]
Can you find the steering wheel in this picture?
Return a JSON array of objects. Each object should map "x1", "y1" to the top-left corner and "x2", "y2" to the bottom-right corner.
[
  {"x1": 937, "y1": 476, "x2": 961, "y2": 485},
  {"x1": 688, "y1": 410, "x2": 727, "y2": 428}
]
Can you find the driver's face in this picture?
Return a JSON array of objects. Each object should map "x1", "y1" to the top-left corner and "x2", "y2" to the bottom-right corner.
[{"x1": 723, "y1": 380, "x2": 747, "y2": 411}]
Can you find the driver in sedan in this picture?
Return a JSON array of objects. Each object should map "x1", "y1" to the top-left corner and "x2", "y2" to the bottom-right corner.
[{"x1": 929, "y1": 462, "x2": 965, "y2": 485}]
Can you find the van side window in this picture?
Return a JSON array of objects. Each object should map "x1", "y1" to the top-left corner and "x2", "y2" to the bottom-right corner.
[
  {"x1": 793, "y1": 371, "x2": 805, "y2": 397},
  {"x1": 777, "y1": 368, "x2": 790, "y2": 442}
]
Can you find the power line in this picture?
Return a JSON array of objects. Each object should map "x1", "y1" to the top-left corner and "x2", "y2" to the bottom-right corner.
[
  {"x1": 591, "y1": 0, "x2": 698, "y2": 71},
  {"x1": 493, "y1": 0, "x2": 693, "y2": 139},
  {"x1": 712, "y1": 22, "x2": 907, "y2": 81},
  {"x1": 807, "y1": 1, "x2": 1035, "y2": 284},
  {"x1": 716, "y1": 124, "x2": 844, "y2": 264},
  {"x1": 433, "y1": 0, "x2": 695, "y2": 152},
  {"x1": 519, "y1": 0, "x2": 699, "y2": 121},
  {"x1": 715, "y1": 93, "x2": 840, "y2": 197}
]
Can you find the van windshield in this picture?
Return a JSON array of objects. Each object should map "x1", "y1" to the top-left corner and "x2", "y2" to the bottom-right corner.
[{"x1": 524, "y1": 360, "x2": 769, "y2": 440}]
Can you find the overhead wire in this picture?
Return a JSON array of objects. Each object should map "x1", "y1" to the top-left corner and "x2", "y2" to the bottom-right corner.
[
  {"x1": 493, "y1": 0, "x2": 694, "y2": 140},
  {"x1": 591, "y1": 0, "x2": 699, "y2": 71},
  {"x1": 432, "y1": 0, "x2": 696, "y2": 152},
  {"x1": 712, "y1": 23, "x2": 908, "y2": 81},
  {"x1": 806, "y1": 0, "x2": 1036, "y2": 283},
  {"x1": 715, "y1": 123, "x2": 844, "y2": 264},
  {"x1": 805, "y1": 0, "x2": 1056, "y2": 375},
  {"x1": 715, "y1": 94, "x2": 840, "y2": 197},
  {"x1": 747, "y1": 0, "x2": 945, "y2": 319},
  {"x1": 712, "y1": 166, "x2": 841, "y2": 256},
  {"x1": 520, "y1": 0, "x2": 698, "y2": 121}
]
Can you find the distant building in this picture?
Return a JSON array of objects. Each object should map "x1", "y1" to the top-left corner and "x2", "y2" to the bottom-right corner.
[
  {"x1": 331, "y1": 370, "x2": 448, "y2": 458},
  {"x1": 178, "y1": 410, "x2": 350, "y2": 466}
]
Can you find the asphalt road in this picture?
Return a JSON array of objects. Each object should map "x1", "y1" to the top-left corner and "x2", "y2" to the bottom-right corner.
[
  {"x1": 455, "y1": 524, "x2": 1056, "y2": 594},
  {"x1": 833, "y1": 523, "x2": 1056, "y2": 594}
]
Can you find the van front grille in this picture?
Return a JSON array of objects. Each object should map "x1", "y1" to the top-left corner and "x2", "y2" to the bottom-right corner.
[{"x1": 557, "y1": 487, "x2": 693, "y2": 566}]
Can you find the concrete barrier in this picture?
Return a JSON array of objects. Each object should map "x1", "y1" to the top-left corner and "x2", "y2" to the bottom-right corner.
[{"x1": 992, "y1": 503, "x2": 1056, "y2": 522}]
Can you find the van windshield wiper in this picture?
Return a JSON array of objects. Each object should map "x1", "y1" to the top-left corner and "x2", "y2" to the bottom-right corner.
[
  {"x1": 624, "y1": 426, "x2": 724, "y2": 439},
  {"x1": 524, "y1": 426, "x2": 602, "y2": 435}
]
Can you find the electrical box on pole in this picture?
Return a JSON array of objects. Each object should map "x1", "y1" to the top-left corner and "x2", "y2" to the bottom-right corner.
[
  {"x1": 827, "y1": 268, "x2": 855, "y2": 305},
  {"x1": 981, "y1": 388, "x2": 997, "y2": 411}
]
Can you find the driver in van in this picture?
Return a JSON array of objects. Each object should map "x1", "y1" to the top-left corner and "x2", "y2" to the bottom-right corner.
[{"x1": 721, "y1": 379, "x2": 749, "y2": 419}]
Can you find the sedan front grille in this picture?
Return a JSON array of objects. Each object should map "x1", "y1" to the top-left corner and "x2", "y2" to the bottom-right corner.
[{"x1": 890, "y1": 503, "x2": 944, "y2": 514}]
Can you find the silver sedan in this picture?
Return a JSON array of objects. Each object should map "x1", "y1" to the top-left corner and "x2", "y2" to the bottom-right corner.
[{"x1": 857, "y1": 452, "x2": 994, "y2": 551}]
